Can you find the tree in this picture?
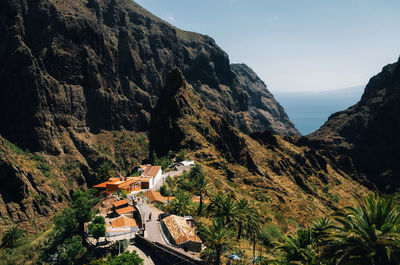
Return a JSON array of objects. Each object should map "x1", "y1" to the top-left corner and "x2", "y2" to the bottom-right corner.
[
  {"x1": 200, "y1": 218, "x2": 236, "y2": 265},
  {"x1": 72, "y1": 190, "x2": 97, "y2": 236},
  {"x1": 190, "y1": 165, "x2": 210, "y2": 215},
  {"x1": 166, "y1": 190, "x2": 194, "y2": 216},
  {"x1": 88, "y1": 223, "x2": 106, "y2": 245},
  {"x1": 276, "y1": 228, "x2": 318, "y2": 265},
  {"x1": 242, "y1": 203, "x2": 261, "y2": 261},
  {"x1": 92, "y1": 215, "x2": 106, "y2": 225},
  {"x1": 176, "y1": 150, "x2": 187, "y2": 162},
  {"x1": 56, "y1": 235, "x2": 86, "y2": 265},
  {"x1": 1, "y1": 226, "x2": 25, "y2": 249},
  {"x1": 322, "y1": 194, "x2": 400, "y2": 265},
  {"x1": 97, "y1": 161, "x2": 115, "y2": 181},
  {"x1": 53, "y1": 208, "x2": 77, "y2": 240},
  {"x1": 208, "y1": 192, "x2": 239, "y2": 226}
]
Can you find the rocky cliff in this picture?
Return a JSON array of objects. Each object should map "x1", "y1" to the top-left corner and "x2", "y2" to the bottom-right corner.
[
  {"x1": 150, "y1": 68, "x2": 369, "y2": 226},
  {"x1": 309, "y1": 57, "x2": 400, "y2": 191},
  {"x1": 0, "y1": 0, "x2": 298, "y2": 155}
]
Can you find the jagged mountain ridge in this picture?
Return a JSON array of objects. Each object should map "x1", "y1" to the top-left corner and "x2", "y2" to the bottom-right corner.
[
  {"x1": 150, "y1": 68, "x2": 369, "y2": 226},
  {"x1": 309, "y1": 57, "x2": 400, "y2": 191},
  {"x1": 0, "y1": 0, "x2": 298, "y2": 155}
]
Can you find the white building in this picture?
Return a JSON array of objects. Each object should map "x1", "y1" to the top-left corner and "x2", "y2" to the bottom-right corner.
[{"x1": 139, "y1": 165, "x2": 162, "y2": 189}]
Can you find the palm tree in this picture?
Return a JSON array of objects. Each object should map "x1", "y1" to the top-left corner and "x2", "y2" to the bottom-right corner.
[
  {"x1": 322, "y1": 194, "x2": 400, "y2": 265},
  {"x1": 1, "y1": 226, "x2": 25, "y2": 249},
  {"x1": 200, "y1": 218, "x2": 236, "y2": 265},
  {"x1": 192, "y1": 171, "x2": 211, "y2": 215},
  {"x1": 276, "y1": 228, "x2": 318, "y2": 264},
  {"x1": 310, "y1": 217, "x2": 333, "y2": 244},
  {"x1": 245, "y1": 205, "x2": 262, "y2": 262},
  {"x1": 167, "y1": 190, "x2": 194, "y2": 216},
  {"x1": 208, "y1": 193, "x2": 239, "y2": 226}
]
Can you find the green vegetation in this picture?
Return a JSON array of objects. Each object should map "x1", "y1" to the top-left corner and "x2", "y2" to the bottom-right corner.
[
  {"x1": 1, "y1": 226, "x2": 25, "y2": 249},
  {"x1": 269, "y1": 194, "x2": 400, "y2": 265},
  {"x1": 160, "y1": 166, "x2": 400, "y2": 265},
  {"x1": 88, "y1": 216, "x2": 106, "y2": 245},
  {"x1": 97, "y1": 161, "x2": 116, "y2": 182},
  {"x1": 199, "y1": 218, "x2": 236, "y2": 265},
  {"x1": 150, "y1": 152, "x2": 173, "y2": 170},
  {"x1": 38, "y1": 189, "x2": 98, "y2": 264},
  {"x1": 90, "y1": 251, "x2": 143, "y2": 265}
]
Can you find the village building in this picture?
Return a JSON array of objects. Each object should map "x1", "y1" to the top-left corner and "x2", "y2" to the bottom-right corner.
[
  {"x1": 111, "y1": 199, "x2": 136, "y2": 217},
  {"x1": 93, "y1": 176, "x2": 141, "y2": 193},
  {"x1": 143, "y1": 190, "x2": 175, "y2": 205},
  {"x1": 105, "y1": 215, "x2": 139, "y2": 240},
  {"x1": 139, "y1": 165, "x2": 162, "y2": 189},
  {"x1": 161, "y1": 215, "x2": 202, "y2": 253},
  {"x1": 93, "y1": 165, "x2": 162, "y2": 193}
]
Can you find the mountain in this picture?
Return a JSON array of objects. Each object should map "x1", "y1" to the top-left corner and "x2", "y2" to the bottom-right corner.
[
  {"x1": 309, "y1": 58, "x2": 400, "y2": 192},
  {"x1": 0, "y1": 0, "x2": 300, "y2": 227},
  {"x1": 150, "y1": 68, "x2": 369, "y2": 226},
  {"x1": 0, "y1": 0, "x2": 298, "y2": 156}
]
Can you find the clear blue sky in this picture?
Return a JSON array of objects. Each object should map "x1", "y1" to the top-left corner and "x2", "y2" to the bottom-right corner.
[{"x1": 135, "y1": 0, "x2": 400, "y2": 92}]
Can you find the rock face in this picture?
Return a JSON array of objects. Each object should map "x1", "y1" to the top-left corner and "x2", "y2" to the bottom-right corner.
[
  {"x1": 309, "y1": 58, "x2": 400, "y2": 191},
  {"x1": 0, "y1": 0, "x2": 298, "y2": 155},
  {"x1": 150, "y1": 68, "x2": 370, "y2": 225},
  {"x1": 231, "y1": 64, "x2": 299, "y2": 136}
]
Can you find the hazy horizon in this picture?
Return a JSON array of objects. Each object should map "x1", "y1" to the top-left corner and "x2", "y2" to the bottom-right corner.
[{"x1": 135, "y1": 0, "x2": 400, "y2": 92}]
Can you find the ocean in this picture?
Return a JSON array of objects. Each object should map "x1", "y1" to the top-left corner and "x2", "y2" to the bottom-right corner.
[{"x1": 273, "y1": 86, "x2": 364, "y2": 136}]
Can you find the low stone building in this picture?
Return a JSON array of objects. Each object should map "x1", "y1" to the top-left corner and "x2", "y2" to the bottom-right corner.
[{"x1": 161, "y1": 215, "x2": 202, "y2": 253}]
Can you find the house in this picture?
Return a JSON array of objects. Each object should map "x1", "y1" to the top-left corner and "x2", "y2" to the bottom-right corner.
[
  {"x1": 111, "y1": 199, "x2": 129, "y2": 210},
  {"x1": 115, "y1": 206, "x2": 136, "y2": 217},
  {"x1": 161, "y1": 215, "x2": 202, "y2": 253},
  {"x1": 93, "y1": 176, "x2": 141, "y2": 194},
  {"x1": 143, "y1": 190, "x2": 175, "y2": 205},
  {"x1": 140, "y1": 166, "x2": 162, "y2": 189},
  {"x1": 105, "y1": 215, "x2": 139, "y2": 239}
]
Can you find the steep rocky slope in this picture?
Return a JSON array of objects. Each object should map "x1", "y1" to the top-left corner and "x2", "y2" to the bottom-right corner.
[
  {"x1": 309, "y1": 58, "x2": 400, "y2": 192},
  {"x1": 0, "y1": 0, "x2": 298, "y2": 155},
  {"x1": 151, "y1": 68, "x2": 369, "y2": 227}
]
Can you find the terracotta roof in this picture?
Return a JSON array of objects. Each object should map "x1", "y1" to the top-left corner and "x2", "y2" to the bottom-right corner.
[
  {"x1": 115, "y1": 206, "x2": 136, "y2": 215},
  {"x1": 143, "y1": 190, "x2": 174, "y2": 204},
  {"x1": 142, "y1": 166, "x2": 161, "y2": 178},
  {"x1": 92, "y1": 178, "x2": 119, "y2": 188},
  {"x1": 119, "y1": 178, "x2": 140, "y2": 188},
  {"x1": 162, "y1": 215, "x2": 202, "y2": 244},
  {"x1": 112, "y1": 199, "x2": 129, "y2": 208},
  {"x1": 111, "y1": 215, "x2": 138, "y2": 228}
]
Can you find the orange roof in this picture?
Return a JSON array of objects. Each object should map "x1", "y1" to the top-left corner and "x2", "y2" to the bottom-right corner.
[
  {"x1": 115, "y1": 206, "x2": 136, "y2": 215},
  {"x1": 119, "y1": 178, "x2": 140, "y2": 188},
  {"x1": 112, "y1": 199, "x2": 129, "y2": 208},
  {"x1": 162, "y1": 215, "x2": 202, "y2": 244},
  {"x1": 92, "y1": 178, "x2": 119, "y2": 188},
  {"x1": 143, "y1": 190, "x2": 174, "y2": 204},
  {"x1": 142, "y1": 166, "x2": 161, "y2": 178},
  {"x1": 111, "y1": 215, "x2": 138, "y2": 228}
]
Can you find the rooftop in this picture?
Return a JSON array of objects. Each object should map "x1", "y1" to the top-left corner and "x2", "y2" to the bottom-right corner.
[
  {"x1": 111, "y1": 215, "x2": 138, "y2": 228},
  {"x1": 142, "y1": 166, "x2": 161, "y2": 178},
  {"x1": 115, "y1": 206, "x2": 136, "y2": 215},
  {"x1": 162, "y1": 215, "x2": 202, "y2": 245},
  {"x1": 144, "y1": 190, "x2": 174, "y2": 204},
  {"x1": 111, "y1": 199, "x2": 129, "y2": 208}
]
